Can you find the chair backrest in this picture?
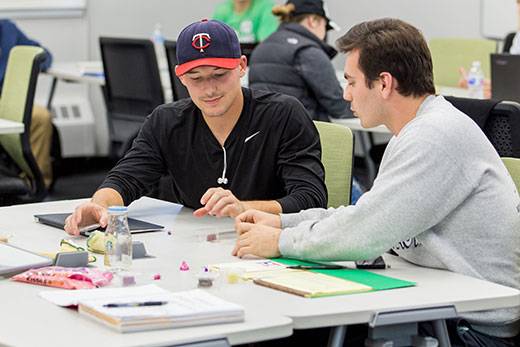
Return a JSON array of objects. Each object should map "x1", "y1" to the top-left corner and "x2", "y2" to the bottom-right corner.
[
  {"x1": 429, "y1": 38, "x2": 497, "y2": 87},
  {"x1": 314, "y1": 121, "x2": 354, "y2": 208},
  {"x1": 100, "y1": 37, "x2": 164, "y2": 157},
  {"x1": 502, "y1": 157, "x2": 520, "y2": 193},
  {"x1": 100, "y1": 37, "x2": 164, "y2": 116},
  {"x1": 445, "y1": 96, "x2": 520, "y2": 158},
  {"x1": 164, "y1": 40, "x2": 190, "y2": 101},
  {"x1": 0, "y1": 45, "x2": 46, "y2": 199}
]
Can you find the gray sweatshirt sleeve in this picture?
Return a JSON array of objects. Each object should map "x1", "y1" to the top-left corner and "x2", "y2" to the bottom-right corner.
[
  {"x1": 281, "y1": 206, "x2": 339, "y2": 228},
  {"x1": 278, "y1": 133, "x2": 475, "y2": 261},
  {"x1": 294, "y1": 46, "x2": 350, "y2": 119}
]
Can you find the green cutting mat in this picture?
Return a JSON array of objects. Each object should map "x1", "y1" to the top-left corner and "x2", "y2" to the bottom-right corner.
[{"x1": 274, "y1": 258, "x2": 415, "y2": 291}]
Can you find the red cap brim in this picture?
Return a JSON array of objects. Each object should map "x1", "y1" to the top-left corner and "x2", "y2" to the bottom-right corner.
[{"x1": 175, "y1": 57, "x2": 241, "y2": 76}]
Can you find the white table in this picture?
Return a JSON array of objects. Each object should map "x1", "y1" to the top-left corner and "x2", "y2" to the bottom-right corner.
[
  {"x1": 0, "y1": 198, "x2": 292, "y2": 347},
  {"x1": 0, "y1": 118, "x2": 24, "y2": 134},
  {"x1": 1, "y1": 197, "x2": 519, "y2": 347}
]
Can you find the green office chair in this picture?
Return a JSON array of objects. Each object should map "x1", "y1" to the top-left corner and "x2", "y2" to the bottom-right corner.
[
  {"x1": 0, "y1": 46, "x2": 47, "y2": 204},
  {"x1": 502, "y1": 157, "x2": 520, "y2": 193},
  {"x1": 429, "y1": 38, "x2": 497, "y2": 88},
  {"x1": 314, "y1": 121, "x2": 354, "y2": 208}
]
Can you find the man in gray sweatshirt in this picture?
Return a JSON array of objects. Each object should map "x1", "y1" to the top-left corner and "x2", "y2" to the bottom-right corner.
[{"x1": 233, "y1": 18, "x2": 520, "y2": 344}]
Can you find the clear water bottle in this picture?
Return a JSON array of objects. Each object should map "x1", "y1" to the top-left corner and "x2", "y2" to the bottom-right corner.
[
  {"x1": 151, "y1": 23, "x2": 167, "y2": 70},
  {"x1": 104, "y1": 206, "x2": 132, "y2": 271},
  {"x1": 467, "y1": 61, "x2": 484, "y2": 99}
]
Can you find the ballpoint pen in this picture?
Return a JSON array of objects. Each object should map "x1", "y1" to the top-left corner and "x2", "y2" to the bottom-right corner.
[
  {"x1": 103, "y1": 301, "x2": 168, "y2": 308},
  {"x1": 79, "y1": 223, "x2": 102, "y2": 236}
]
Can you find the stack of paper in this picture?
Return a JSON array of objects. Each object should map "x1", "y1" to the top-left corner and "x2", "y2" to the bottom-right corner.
[{"x1": 40, "y1": 284, "x2": 244, "y2": 332}]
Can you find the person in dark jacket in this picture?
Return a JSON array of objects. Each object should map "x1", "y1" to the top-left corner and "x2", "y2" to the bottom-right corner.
[
  {"x1": 64, "y1": 19, "x2": 327, "y2": 236},
  {"x1": 248, "y1": 0, "x2": 351, "y2": 122}
]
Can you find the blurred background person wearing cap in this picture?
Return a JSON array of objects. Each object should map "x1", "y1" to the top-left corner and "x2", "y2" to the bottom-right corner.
[
  {"x1": 213, "y1": 0, "x2": 279, "y2": 43},
  {"x1": 248, "y1": 0, "x2": 364, "y2": 204},
  {"x1": 248, "y1": 0, "x2": 351, "y2": 122},
  {"x1": 64, "y1": 19, "x2": 327, "y2": 236}
]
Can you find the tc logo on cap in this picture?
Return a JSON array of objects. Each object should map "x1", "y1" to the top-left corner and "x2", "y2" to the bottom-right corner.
[{"x1": 192, "y1": 33, "x2": 211, "y2": 52}]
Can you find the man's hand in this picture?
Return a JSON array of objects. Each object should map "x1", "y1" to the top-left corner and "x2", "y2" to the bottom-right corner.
[
  {"x1": 235, "y1": 209, "x2": 281, "y2": 228},
  {"x1": 232, "y1": 222, "x2": 282, "y2": 258},
  {"x1": 64, "y1": 202, "x2": 109, "y2": 236},
  {"x1": 193, "y1": 187, "x2": 246, "y2": 218}
]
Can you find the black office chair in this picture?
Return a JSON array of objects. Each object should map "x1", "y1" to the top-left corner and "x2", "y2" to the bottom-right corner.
[
  {"x1": 164, "y1": 40, "x2": 190, "y2": 101},
  {"x1": 445, "y1": 96, "x2": 520, "y2": 157},
  {"x1": 100, "y1": 37, "x2": 164, "y2": 159}
]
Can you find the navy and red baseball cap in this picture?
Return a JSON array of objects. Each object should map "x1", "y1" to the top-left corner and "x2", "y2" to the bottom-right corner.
[{"x1": 175, "y1": 19, "x2": 241, "y2": 76}]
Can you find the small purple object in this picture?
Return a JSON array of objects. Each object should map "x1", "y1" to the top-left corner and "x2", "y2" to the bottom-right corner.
[
  {"x1": 122, "y1": 275, "x2": 136, "y2": 286},
  {"x1": 179, "y1": 261, "x2": 190, "y2": 271},
  {"x1": 153, "y1": 273, "x2": 161, "y2": 280}
]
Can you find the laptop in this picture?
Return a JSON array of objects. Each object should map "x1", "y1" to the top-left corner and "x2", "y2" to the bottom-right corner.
[
  {"x1": 491, "y1": 53, "x2": 520, "y2": 102},
  {"x1": 0, "y1": 243, "x2": 53, "y2": 276},
  {"x1": 34, "y1": 213, "x2": 164, "y2": 236}
]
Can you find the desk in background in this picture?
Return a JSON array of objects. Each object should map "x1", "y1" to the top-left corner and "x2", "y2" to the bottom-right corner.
[
  {"x1": 44, "y1": 61, "x2": 173, "y2": 106},
  {"x1": 0, "y1": 197, "x2": 518, "y2": 347},
  {"x1": 0, "y1": 118, "x2": 24, "y2": 134}
]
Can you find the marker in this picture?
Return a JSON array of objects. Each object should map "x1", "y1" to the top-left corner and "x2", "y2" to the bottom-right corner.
[
  {"x1": 103, "y1": 301, "x2": 167, "y2": 308},
  {"x1": 286, "y1": 265, "x2": 346, "y2": 270}
]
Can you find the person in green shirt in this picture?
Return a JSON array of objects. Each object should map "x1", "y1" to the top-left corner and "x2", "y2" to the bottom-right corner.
[{"x1": 213, "y1": 0, "x2": 278, "y2": 43}]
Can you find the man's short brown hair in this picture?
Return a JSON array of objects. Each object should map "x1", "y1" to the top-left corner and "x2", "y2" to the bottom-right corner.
[{"x1": 336, "y1": 18, "x2": 436, "y2": 97}]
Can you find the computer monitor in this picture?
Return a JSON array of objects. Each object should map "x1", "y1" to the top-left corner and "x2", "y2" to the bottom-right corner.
[{"x1": 491, "y1": 53, "x2": 520, "y2": 102}]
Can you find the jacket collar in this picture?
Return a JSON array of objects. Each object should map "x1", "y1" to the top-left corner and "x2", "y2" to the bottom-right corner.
[{"x1": 280, "y1": 22, "x2": 337, "y2": 59}]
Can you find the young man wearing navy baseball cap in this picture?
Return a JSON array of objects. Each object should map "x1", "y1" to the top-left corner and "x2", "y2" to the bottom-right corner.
[{"x1": 64, "y1": 19, "x2": 327, "y2": 235}]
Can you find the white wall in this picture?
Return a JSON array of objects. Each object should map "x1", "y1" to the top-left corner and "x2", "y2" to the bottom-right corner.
[{"x1": 2, "y1": 0, "x2": 515, "y2": 156}]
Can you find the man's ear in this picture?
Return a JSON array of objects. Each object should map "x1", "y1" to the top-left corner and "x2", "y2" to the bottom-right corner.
[
  {"x1": 379, "y1": 72, "x2": 394, "y2": 99},
  {"x1": 239, "y1": 56, "x2": 248, "y2": 77}
]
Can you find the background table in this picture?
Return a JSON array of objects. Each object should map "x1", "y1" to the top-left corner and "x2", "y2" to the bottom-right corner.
[{"x1": 0, "y1": 118, "x2": 24, "y2": 134}]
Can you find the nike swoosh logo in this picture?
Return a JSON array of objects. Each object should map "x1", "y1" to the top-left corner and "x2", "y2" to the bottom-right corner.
[{"x1": 244, "y1": 131, "x2": 261, "y2": 143}]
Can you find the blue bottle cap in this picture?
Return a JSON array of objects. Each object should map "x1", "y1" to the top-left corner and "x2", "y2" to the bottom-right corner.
[{"x1": 108, "y1": 206, "x2": 128, "y2": 213}]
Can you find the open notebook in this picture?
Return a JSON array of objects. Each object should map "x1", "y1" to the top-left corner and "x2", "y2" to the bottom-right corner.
[{"x1": 41, "y1": 284, "x2": 244, "y2": 333}]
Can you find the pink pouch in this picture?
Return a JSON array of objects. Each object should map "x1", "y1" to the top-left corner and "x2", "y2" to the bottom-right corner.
[{"x1": 11, "y1": 266, "x2": 113, "y2": 289}]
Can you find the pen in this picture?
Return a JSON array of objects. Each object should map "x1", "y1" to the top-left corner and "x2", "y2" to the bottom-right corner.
[
  {"x1": 286, "y1": 265, "x2": 346, "y2": 270},
  {"x1": 79, "y1": 223, "x2": 101, "y2": 234},
  {"x1": 103, "y1": 301, "x2": 168, "y2": 308}
]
